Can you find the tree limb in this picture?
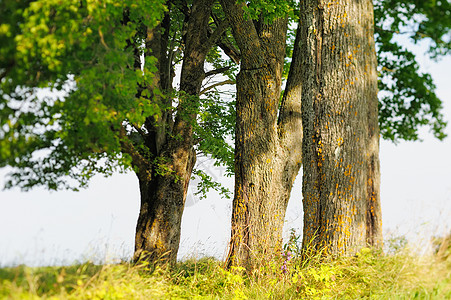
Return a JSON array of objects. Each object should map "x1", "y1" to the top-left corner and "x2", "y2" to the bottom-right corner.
[
  {"x1": 0, "y1": 61, "x2": 15, "y2": 82},
  {"x1": 203, "y1": 18, "x2": 230, "y2": 52},
  {"x1": 199, "y1": 79, "x2": 235, "y2": 95},
  {"x1": 119, "y1": 125, "x2": 152, "y2": 181},
  {"x1": 210, "y1": 12, "x2": 241, "y2": 64},
  {"x1": 219, "y1": 0, "x2": 262, "y2": 67},
  {"x1": 205, "y1": 66, "x2": 234, "y2": 78},
  {"x1": 207, "y1": 26, "x2": 241, "y2": 64}
]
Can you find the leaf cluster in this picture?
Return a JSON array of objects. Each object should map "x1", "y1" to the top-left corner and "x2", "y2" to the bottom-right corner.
[
  {"x1": 192, "y1": 90, "x2": 235, "y2": 199},
  {"x1": 240, "y1": 0, "x2": 298, "y2": 21},
  {"x1": 375, "y1": 0, "x2": 449, "y2": 141},
  {"x1": 1, "y1": 0, "x2": 450, "y2": 192},
  {"x1": 0, "y1": 0, "x2": 166, "y2": 190}
]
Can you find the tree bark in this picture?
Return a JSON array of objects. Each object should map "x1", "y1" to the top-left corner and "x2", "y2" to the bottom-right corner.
[
  {"x1": 299, "y1": 0, "x2": 382, "y2": 257},
  {"x1": 133, "y1": 150, "x2": 196, "y2": 264},
  {"x1": 220, "y1": 0, "x2": 303, "y2": 269},
  {"x1": 128, "y1": 0, "x2": 216, "y2": 264}
]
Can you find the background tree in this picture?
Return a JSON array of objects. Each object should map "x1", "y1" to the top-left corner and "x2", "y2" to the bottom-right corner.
[{"x1": 374, "y1": 0, "x2": 449, "y2": 142}]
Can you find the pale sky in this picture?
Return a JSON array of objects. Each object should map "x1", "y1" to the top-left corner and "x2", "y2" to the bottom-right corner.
[{"x1": 1, "y1": 41, "x2": 450, "y2": 267}]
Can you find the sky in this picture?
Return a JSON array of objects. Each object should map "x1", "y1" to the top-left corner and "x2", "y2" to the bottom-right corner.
[{"x1": 1, "y1": 41, "x2": 451, "y2": 267}]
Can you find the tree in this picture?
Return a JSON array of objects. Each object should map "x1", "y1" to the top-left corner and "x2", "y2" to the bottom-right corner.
[
  {"x1": 299, "y1": 0, "x2": 381, "y2": 256},
  {"x1": 220, "y1": 0, "x2": 449, "y2": 268},
  {"x1": 131, "y1": 0, "x2": 222, "y2": 264},
  {"x1": 219, "y1": 0, "x2": 302, "y2": 268},
  {"x1": 0, "y1": 0, "x2": 234, "y2": 265},
  {"x1": 298, "y1": 0, "x2": 450, "y2": 256},
  {"x1": 1, "y1": 0, "x2": 448, "y2": 268}
]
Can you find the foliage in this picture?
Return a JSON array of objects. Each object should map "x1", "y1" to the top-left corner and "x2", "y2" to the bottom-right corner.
[
  {"x1": 1, "y1": 0, "x2": 449, "y2": 192},
  {"x1": 374, "y1": 0, "x2": 450, "y2": 142},
  {"x1": 0, "y1": 0, "x2": 166, "y2": 190},
  {"x1": 195, "y1": 92, "x2": 235, "y2": 175},
  {"x1": 1, "y1": 239, "x2": 450, "y2": 299},
  {"x1": 280, "y1": 0, "x2": 450, "y2": 142},
  {"x1": 0, "y1": 0, "x2": 236, "y2": 198},
  {"x1": 239, "y1": 0, "x2": 298, "y2": 21},
  {"x1": 190, "y1": 95, "x2": 235, "y2": 200}
]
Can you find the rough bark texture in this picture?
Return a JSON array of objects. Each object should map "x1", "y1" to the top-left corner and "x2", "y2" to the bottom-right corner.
[
  {"x1": 125, "y1": 0, "x2": 215, "y2": 264},
  {"x1": 299, "y1": 0, "x2": 382, "y2": 256},
  {"x1": 221, "y1": 0, "x2": 303, "y2": 269}
]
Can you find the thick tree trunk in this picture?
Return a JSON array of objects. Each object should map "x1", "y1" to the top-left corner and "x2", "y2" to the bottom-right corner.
[
  {"x1": 228, "y1": 61, "x2": 287, "y2": 268},
  {"x1": 133, "y1": 150, "x2": 196, "y2": 263},
  {"x1": 128, "y1": 0, "x2": 216, "y2": 264},
  {"x1": 221, "y1": 0, "x2": 304, "y2": 269},
  {"x1": 299, "y1": 0, "x2": 382, "y2": 256}
]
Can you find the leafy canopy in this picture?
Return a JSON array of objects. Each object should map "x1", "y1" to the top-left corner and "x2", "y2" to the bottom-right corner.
[
  {"x1": 1, "y1": 0, "x2": 449, "y2": 192},
  {"x1": 374, "y1": 0, "x2": 450, "y2": 141},
  {"x1": 0, "y1": 0, "x2": 166, "y2": 190}
]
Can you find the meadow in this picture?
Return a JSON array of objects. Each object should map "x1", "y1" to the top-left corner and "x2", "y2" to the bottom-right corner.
[{"x1": 1, "y1": 233, "x2": 450, "y2": 299}]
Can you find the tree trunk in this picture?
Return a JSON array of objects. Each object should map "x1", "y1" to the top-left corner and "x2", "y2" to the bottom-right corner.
[
  {"x1": 221, "y1": 0, "x2": 303, "y2": 269},
  {"x1": 133, "y1": 150, "x2": 196, "y2": 263},
  {"x1": 228, "y1": 61, "x2": 287, "y2": 268},
  {"x1": 128, "y1": 0, "x2": 216, "y2": 264},
  {"x1": 299, "y1": 0, "x2": 382, "y2": 256}
]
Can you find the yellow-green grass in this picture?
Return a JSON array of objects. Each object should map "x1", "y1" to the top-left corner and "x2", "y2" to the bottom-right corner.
[{"x1": 1, "y1": 245, "x2": 450, "y2": 299}]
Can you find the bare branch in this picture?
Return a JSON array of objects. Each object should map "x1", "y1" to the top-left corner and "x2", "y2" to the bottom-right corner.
[
  {"x1": 199, "y1": 79, "x2": 235, "y2": 95},
  {"x1": 207, "y1": 23, "x2": 241, "y2": 64},
  {"x1": 217, "y1": 39, "x2": 241, "y2": 64},
  {"x1": 205, "y1": 66, "x2": 234, "y2": 78},
  {"x1": 219, "y1": 0, "x2": 261, "y2": 65}
]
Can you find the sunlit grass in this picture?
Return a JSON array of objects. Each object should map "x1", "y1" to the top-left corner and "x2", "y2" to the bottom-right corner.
[{"x1": 1, "y1": 234, "x2": 450, "y2": 299}]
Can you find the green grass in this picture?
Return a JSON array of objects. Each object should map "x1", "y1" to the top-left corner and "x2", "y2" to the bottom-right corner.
[{"x1": 1, "y1": 246, "x2": 450, "y2": 299}]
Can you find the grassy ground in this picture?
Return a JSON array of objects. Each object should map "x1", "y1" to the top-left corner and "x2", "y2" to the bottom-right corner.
[{"x1": 1, "y1": 240, "x2": 450, "y2": 299}]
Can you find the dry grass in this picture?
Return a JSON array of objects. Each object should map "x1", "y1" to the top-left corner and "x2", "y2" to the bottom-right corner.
[{"x1": 1, "y1": 236, "x2": 450, "y2": 299}]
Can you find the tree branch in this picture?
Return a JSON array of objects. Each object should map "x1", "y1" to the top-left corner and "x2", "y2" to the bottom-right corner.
[
  {"x1": 203, "y1": 18, "x2": 230, "y2": 51},
  {"x1": 205, "y1": 66, "x2": 234, "y2": 78},
  {"x1": 277, "y1": 17, "x2": 302, "y2": 154},
  {"x1": 219, "y1": 0, "x2": 262, "y2": 67},
  {"x1": 0, "y1": 61, "x2": 15, "y2": 82},
  {"x1": 210, "y1": 12, "x2": 241, "y2": 64},
  {"x1": 119, "y1": 125, "x2": 152, "y2": 181},
  {"x1": 199, "y1": 79, "x2": 235, "y2": 95},
  {"x1": 207, "y1": 26, "x2": 241, "y2": 64}
]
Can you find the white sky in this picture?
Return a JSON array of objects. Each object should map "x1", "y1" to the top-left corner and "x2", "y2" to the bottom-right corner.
[{"x1": 1, "y1": 42, "x2": 450, "y2": 267}]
